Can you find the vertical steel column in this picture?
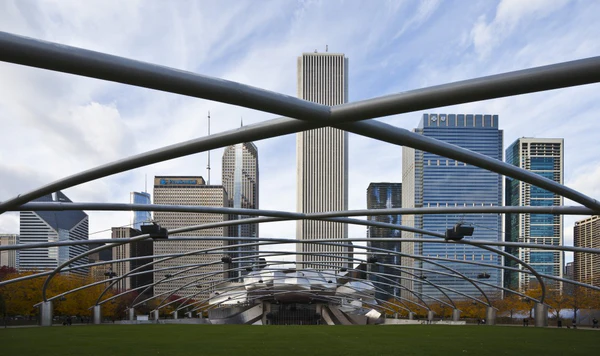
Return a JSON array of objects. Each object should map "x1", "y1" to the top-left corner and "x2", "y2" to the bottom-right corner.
[
  {"x1": 186, "y1": 311, "x2": 193, "y2": 318},
  {"x1": 408, "y1": 312, "x2": 415, "y2": 320},
  {"x1": 39, "y1": 301, "x2": 53, "y2": 327},
  {"x1": 427, "y1": 310, "x2": 434, "y2": 322},
  {"x1": 153, "y1": 310, "x2": 160, "y2": 321},
  {"x1": 486, "y1": 307, "x2": 496, "y2": 325},
  {"x1": 534, "y1": 303, "x2": 548, "y2": 327},
  {"x1": 128, "y1": 308, "x2": 135, "y2": 321},
  {"x1": 93, "y1": 305, "x2": 102, "y2": 325},
  {"x1": 452, "y1": 309, "x2": 461, "y2": 321},
  {"x1": 173, "y1": 310, "x2": 178, "y2": 319}
]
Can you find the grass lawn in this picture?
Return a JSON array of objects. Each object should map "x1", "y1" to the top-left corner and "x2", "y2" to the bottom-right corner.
[{"x1": 1, "y1": 324, "x2": 597, "y2": 355}]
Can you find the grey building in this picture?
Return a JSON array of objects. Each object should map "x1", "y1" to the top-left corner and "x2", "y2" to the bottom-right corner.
[
  {"x1": 574, "y1": 216, "x2": 600, "y2": 288},
  {"x1": 111, "y1": 227, "x2": 153, "y2": 294},
  {"x1": 0, "y1": 234, "x2": 19, "y2": 269},
  {"x1": 152, "y1": 176, "x2": 227, "y2": 299},
  {"x1": 366, "y1": 183, "x2": 402, "y2": 301},
  {"x1": 19, "y1": 191, "x2": 89, "y2": 275},
  {"x1": 296, "y1": 52, "x2": 349, "y2": 269},
  {"x1": 222, "y1": 141, "x2": 259, "y2": 280}
]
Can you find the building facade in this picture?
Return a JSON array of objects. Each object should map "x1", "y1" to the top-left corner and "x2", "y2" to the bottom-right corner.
[
  {"x1": 19, "y1": 191, "x2": 89, "y2": 275},
  {"x1": 573, "y1": 216, "x2": 600, "y2": 288},
  {"x1": 0, "y1": 234, "x2": 19, "y2": 269},
  {"x1": 222, "y1": 141, "x2": 259, "y2": 280},
  {"x1": 296, "y1": 52, "x2": 349, "y2": 269},
  {"x1": 153, "y1": 176, "x2": 227, "y2": 299},
  {"x1": 505, "y1": 138, "x2": 564, "y2": 291},
  {"x1": 110, "y1": 227, "x2": 153, "y2": 294},
  {"x1": 88, "y1": 243, "x2": 113, "y2": 283},
  {"x1": 366, "y1": 183, "x2": 402, "y2": 301},
  {"x1": 131, "y1": 191, "x2": 152, "y2": 230},
  {"x1": 402, "y1": 113, "x2": 503, "y2": 300}
]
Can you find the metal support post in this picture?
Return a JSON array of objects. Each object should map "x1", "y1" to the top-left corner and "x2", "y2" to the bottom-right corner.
[
  {"x1": 128, "y1": 308, "x2": 135, "y2": 321},
  {"x1": 534, "y1": 303, "x2": 548, "y2": 327},
  {"x1": 153, "y1": 309, "x2": 160, "y2": 321},
  {"x1": 93, "y1": 305, "x2": 102, "y2": 325},
  {"x1": 186, "y1": 312, "x2": 192, "y2": 318},
  {"x1": 427, "y1": 310, "x2": 434, "y2": 322},
  {"x1": 452, "y1": 309, "x2": 461, "y2": 321},
  {"x1": 262, "y1": 301, "x2": 272, "y2": 325},
  {"x1": 486, "y1": 307, "x2": 496, "y2": 325},
  {"x1": 408, "y1": 312, "x2": 415, "y2": 320},
  {"x1": 173, "y1": 310, "x2": 178, "y2": 319},
  {"x1": 39, "y1": 301, "x2": 53, "y2": 327}
]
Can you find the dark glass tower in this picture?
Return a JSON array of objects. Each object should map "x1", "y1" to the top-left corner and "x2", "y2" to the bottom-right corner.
[{"x1": 367, "y1": 183, "x2": 402, "y2": 301}]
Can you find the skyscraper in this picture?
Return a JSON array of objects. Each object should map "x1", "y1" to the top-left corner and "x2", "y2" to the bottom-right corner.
[
  {"x1": 153, "y1": 176, "x2": 227, "y2": 299},
  {"x1": 402, "y1": 114, "x2": 503, "y2": 300},
  {"x1": 505, "y1": 138, "x2": 563, "y2": 291},
  {"x1": 222, "y1": 141, "x2": 259, "y2": 279},
  {"x1": 19, "y1": 191, "x2": 89, "y2": 275},
  {"x1": 0, "y1": 234, "x2": 19, "y2": 269},
  {"x1": 573, "y1": 216, "x2": 599, "y2": 288},
  {"x1": 131, "y1": 191, "x2": 152, "y2": 230},
  {"x1": 111, "y1": 227, "x2": 153, "y2": 293},
  {"x1": 366, "y1": 183, "x2": 402, "y2": 301},
  {"x1": 296, "y1": 52, "x2": 349, "y2": 269}
]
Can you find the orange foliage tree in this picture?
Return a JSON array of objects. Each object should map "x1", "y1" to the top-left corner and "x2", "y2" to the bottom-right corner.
[{"x1": 0, "y1": 270, "x2": 117, "y2": 318}]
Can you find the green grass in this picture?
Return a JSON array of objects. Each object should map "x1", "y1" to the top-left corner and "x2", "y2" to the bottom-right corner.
[{"x1": 1, "y1": 324, "x2": 597, "y2": 355}]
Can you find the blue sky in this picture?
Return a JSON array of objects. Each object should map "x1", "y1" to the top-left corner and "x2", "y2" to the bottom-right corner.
[{"x1": 1, "y1": 0, "x2": 599, "y2": 263}]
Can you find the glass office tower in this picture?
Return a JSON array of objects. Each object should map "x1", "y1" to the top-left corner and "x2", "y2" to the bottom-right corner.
[
  {"x1": 402, "y1": 114, "x2": 503, "y2": 300},
  {"x1": 131, "y1": 191, "x2": 151, "y2": 230},
  {"x1": 505, "y1": 138, "x2": 563, "y2": 291},
  {"x1": 367, "y1": 182, "x2": 402, "y2": 301}
]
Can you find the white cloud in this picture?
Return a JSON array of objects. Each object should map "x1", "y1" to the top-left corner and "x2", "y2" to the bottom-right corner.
[
  {"x1": 0, "y1": 0, "x2": 599, "y2": 276},
  {"x1": 470, "y1": 0, "x2": 570, "y2": 58}
]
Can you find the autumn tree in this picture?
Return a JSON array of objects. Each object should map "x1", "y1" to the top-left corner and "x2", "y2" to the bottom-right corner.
[
  {"x1": 546, "y1": 290, "x2": 571, "y2": 320},
  {"x1": 0, "y1": 271, "x2": 117, "y2": 318},
  {"x1": 495, "y1": 293, "x2": 528, "y2": 319}
]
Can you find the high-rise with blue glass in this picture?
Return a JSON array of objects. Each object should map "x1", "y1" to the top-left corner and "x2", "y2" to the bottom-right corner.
[
  {"x1": 131, "y1": 191, "x2": 151, "y2": 230},
  {"x1": 367, "y1": 182, "x2": 402, "y2": 301},
  {"x1": 402, "y1": 113, "x2": 503, "y2": 300},
  {"x1": 222, "y1": 141, "x2": 259, "y2": 280},
  {"x1": 505, "y1": 138, "x2": 563, "y2": 291}
]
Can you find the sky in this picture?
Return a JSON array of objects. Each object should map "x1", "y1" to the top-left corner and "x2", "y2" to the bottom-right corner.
[{"x1": 1, "y1": 0, "x2": 600, "y2": 265}]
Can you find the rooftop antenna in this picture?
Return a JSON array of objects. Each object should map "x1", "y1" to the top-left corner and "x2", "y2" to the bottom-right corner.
[{"x1": 207, "y1": 111, "x2": 211, "y2": 185}]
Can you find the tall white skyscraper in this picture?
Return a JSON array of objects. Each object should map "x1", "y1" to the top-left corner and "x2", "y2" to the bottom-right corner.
[
  {"x1": 505, "y1": 138, "x2": 564, "y2": 291},
  {"x1": 296, "y1": 52, "x2": 349, "y2": 269}
]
